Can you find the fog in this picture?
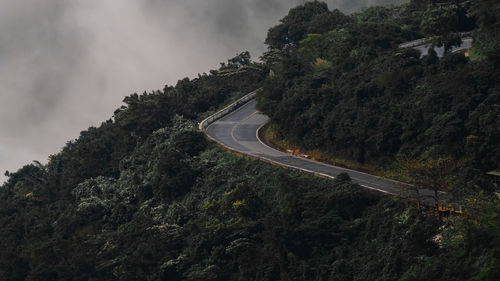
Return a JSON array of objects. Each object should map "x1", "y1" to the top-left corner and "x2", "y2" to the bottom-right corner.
[{"x1": 0, "y1": 0, "x2": 405, "y2": 183}]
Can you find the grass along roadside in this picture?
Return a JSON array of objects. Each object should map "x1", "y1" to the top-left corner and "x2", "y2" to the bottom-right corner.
[{"x1": 259, "y1": 122, "x2": 408, "y2": 182}]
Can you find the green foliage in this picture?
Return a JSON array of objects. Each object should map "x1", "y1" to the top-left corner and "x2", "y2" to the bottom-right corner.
[
  {"x1": 420, "y1": 3, "x2": 461, "y2": 52},
  {"x1": 6, "y1": 115, "x2": 486, "y2": 280},
  {"x1": 258, "y1": 0, "x2": 499, "y2": 180},
  {"x1": 265, "y1": 1, "x2": 338, "y2": 50},
  {"x1": 26, "y1": 53, "x2": 265, "y2": 198},
  {"x1": 220, "y1": 51, "x2": 251, "y2": 70},
  {"x1": 0, "y1": 1, "x2": 498, "y2": 280},
  {"x1": 401, "y1": 198, "x2": 500, "y2": 281},
  {"x1": 0, "y1": 52, "x2": 264, "y2": 280},
  {"x1": 471, "y1": 0, "x2": 500, "y2": 63}
]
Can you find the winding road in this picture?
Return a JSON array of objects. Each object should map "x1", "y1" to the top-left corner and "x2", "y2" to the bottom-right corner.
[
  {"x1": 204, "y1": 98, "x2": 445, "y2": 202},
  {"x1": 399, "y1": 35, "x2": 473, "y2": 57},
  {"x1": 200, "y1": 36, "x2": 471, "y2": 201}
]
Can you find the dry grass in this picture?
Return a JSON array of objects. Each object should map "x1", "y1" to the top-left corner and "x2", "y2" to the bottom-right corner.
[{"x1": 260, "y1": 123, "x2": 405, "y2": 180}]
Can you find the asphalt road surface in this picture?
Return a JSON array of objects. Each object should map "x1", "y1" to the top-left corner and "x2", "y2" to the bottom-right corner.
[
  {"x1": 414, "y1": 38, "x2": 473, "y2": 57},
  {"x1": 206, "y1": 98, "x2": 446, "y2": 202}
]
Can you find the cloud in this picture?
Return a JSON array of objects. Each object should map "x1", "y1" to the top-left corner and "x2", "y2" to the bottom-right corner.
[{"x1": 0, "y1": 0, "x2": 405, "y2": 183}]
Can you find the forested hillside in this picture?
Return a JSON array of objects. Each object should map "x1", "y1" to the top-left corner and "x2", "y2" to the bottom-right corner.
[
  {"x1": 1, "y1": 0, "x2": 499, "y2": 280},
  {"x1": 258, "y1": 0, "x2": 499, "y2": 191}
]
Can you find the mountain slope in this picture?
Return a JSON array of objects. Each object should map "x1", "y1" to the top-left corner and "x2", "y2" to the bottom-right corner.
[
  {"x1": 0, "y1": 1, "x2": 499, "y2": 280},
  {"x1": 258, "y1": 0, "x2": 499, "y2": 187}
]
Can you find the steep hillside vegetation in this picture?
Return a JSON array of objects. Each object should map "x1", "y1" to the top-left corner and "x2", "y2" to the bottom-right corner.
[
  {"x1": 3, "y1": 114, "x2": 498, "y2": 280},
  {"x1": 258, "y1": 0, "x2": 499, "y2": 193},
  {"x1": 1, "y1": 1, "x2": 499, "y2": 280}
]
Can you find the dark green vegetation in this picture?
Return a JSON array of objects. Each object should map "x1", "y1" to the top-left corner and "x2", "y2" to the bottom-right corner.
[
  {"x1": 3, "y1": 121, "x2": 498, "y2": 281},
  {"x1": 258, "y1": 0, "x2": 499, "y2": 185},
  {"x1": 1, "y1": 1, "x2": 499, "y2": 280}
]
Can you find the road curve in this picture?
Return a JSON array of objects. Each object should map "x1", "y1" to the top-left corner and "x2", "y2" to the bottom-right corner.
[
  {"x1": 201, "y1": 34, "x2": 471, "y2": 201},
  {"x1": 399, "y1": 36, "x2": 473, "y2": 57},
  {"x1": 204, "y1": 98, "x2": 444, "y2": 201}
]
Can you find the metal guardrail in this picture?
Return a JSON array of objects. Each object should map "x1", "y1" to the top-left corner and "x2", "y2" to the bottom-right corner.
[
  {"x1": 198, "y1": 89, "x2": 403, "y2": 197},
  {"x1": 398, "y1": 32, "x2": 473, "y2": 49},
  {"x1": 198, "y1": 88, "x2": 261, "y2": 131},
  {"x1": 199, "y1": 85, "x2": 460, "y2": 211},
  {"x1": 398, "y1": 38, "x2": 428, "y2": 49}
]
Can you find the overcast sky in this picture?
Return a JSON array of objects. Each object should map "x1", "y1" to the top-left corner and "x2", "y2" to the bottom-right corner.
[{"x1": 0, "y1": 0, "x2": 405, "y2": 183}]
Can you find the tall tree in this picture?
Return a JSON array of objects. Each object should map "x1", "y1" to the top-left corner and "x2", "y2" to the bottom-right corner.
[
  {"x1": 420, "y1": 3, "x2": 461, "y2": 53},
  {"x1": 265, "y1": 1, "x2": 329, "y2": 50}
]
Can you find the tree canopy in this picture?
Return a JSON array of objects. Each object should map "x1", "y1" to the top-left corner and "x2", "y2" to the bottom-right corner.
[
  {"x1": 0, "y1": 1, "x2": 499, "y2": 280},
  {"x1": 258, "y1": 0, "x2": 499, "y2": 180}
]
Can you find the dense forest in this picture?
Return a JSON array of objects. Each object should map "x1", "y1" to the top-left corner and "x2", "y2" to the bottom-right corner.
[
  {"x1": 1, "y1": 0, "x2": 499, "y2": 280},
  {"x1": 258, "y1": 0, "x2": 499, "y2": 188}
]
